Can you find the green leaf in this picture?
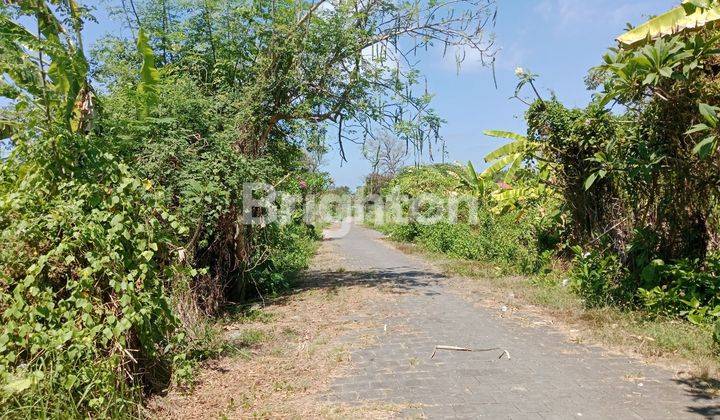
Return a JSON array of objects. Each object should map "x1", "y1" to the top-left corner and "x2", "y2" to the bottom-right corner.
[
  {"x1": 103, "y1": 326, "x2": 113, "y2": 341},
  {"x1": 63, "y1": 374, "x2": 78, "y2": 390},
  {"x1": 584, "y1": 173, "x2": 598, "y2": 190},
  {"x1": 686, "y1": 123, "x2": 710, "y2": 134},
  {"x1": 682, "y1": 297, "x2": 702, "y2": 309},
  {"x1": 4, "y1": 377, "x2": 33, "y2": 394},
  {"x1": 137, "y1": 28, "x2": 160, "y2": 116},
  {"x1": 640, "y1": 259, "x2": 664, "y2": 284},
  {"x1": 688, "y1": 313, "x2": 705, "y2": 325},
  {"x1": 617, "y1": 5, "x2": 720, "y2": 47},
  {"x1": 692, "y1": 135, "x2": 717, "y2": 158},
  {"x1": 480, "y1": 154, "x2": 521, "y2": 178},
  {"x1": 484, "y1": 140, "x2": 527, "y2": 162},
  {"x1": 483, "y1": 130, "x2": 528, "y2": 142},
  {"x1": 597, "y1": 92, "x2": 615, "y2": 109},
  {"x1": 658, "y1": 67, "x2": 673, "y2": 78},
  {"x1": 698, "y1": 103, "x2": 720, "y2": 127},
  {"x1": 699, "y1": 103, "x2": 720, "y2": 126}
]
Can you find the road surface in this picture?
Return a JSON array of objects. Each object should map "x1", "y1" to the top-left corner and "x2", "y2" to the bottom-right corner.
[{"x1": 319, "y1": 223, "x2": 719, "y2": 419}]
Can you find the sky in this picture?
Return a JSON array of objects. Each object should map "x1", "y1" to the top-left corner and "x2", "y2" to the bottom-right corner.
[
  {"x1": 324, "y1": 0, "x2": 677, "y2": 187},
  {"x1": 80, "y1": 0, "x2": 679, "y2": 188}
]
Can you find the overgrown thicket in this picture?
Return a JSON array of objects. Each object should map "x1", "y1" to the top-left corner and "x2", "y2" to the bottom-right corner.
[
  {"x1": 374, "y1": 3, "x2": 720, "y2": 348},
  {"x1": 0, "y1": 0, "x2": 495, "y2": 415},
  {"x1": 518, "y1": 30, "x2": 720, "y2": 319},
  {"x1": 370, "y1": 165, "x2": 555, "y2": 275},
  {"x1": 489, "y1": 11, "x2": 720, "y2": 338}
]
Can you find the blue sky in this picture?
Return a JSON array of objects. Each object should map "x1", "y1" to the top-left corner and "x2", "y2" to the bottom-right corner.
[
  {"x1": 82, "y1": 0, "x2": 678, "y2": 188},
  {"x1": 327, "y1": 0, "x2": 677, "y2": 187}
]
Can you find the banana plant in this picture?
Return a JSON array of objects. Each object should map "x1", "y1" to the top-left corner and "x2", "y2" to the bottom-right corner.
[
  {"x1": 481, "y1": 130, "x2": 537, "y2": 180},
  {"x1": 480, "y1": 130, "x2": 555, "y2": 213},
  {"x1": 0, "y1": 1, "x2": 92, "y2": 134},
  {"x1": 447, "y1": 161, "x2": 487, "y2": 197},
  {"x1": 617, "y1": 1, "x2": 720, "y2": 47}
]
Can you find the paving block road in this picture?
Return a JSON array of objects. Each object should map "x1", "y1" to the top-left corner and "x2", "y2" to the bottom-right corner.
[{"x1": 318, "y1": 223, "x2": 719, "y2": 419}]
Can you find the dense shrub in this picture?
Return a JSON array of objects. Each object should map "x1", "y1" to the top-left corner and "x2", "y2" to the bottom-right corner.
[
  {"x1": 484, "y1": 25, "x2": 720, "y2": 331},
  {"x1": 382, "y1": 223, "x2": 421, "y2": 242},
  {"x1": 0, "y1": 3, "x2": 322, "y2": 415},
  {"x1": 637, "y1": 256, "x2": 720, "y2": 323},
  {"x1": 246, "y1": 222, "x2": 321, "y2": 297},
  {"x1": 569, "y1": 249, "x2": 626, "y2": 308},
  {"x1": 376, "y1": 166, "x2": 552, "y2": 275},
  {"x1": 1, "y1": 0, "x2": 494, "y2": 412},
  {"x1": 99, "y1": 74, "x2": 326, "y2": 310},
  {"x1": 0, "y1": 133, "x2": 189, "y2": 416},
  {"x1": 411, "y1": 216, "x2": 549, "y2": 274},
  {"x1": 526, "y1": 101, "x2": 619, "y2": 245}
]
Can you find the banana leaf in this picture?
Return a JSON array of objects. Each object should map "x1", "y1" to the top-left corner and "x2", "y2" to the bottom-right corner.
[
  {"x1": 480, "y1": 153, "x2": 521, "y2": 178},
  {"x1": 484, "y1": 140, "x2": 526, "y2": 162},
  {"x1": 617, "y1": 4, "x2": 720, "y2": 46},
  {"x1": 483, "y1": 130, "x2": 527, "y2": 142},
  {"x1": 137, "y1": 29, "x2": 160, "y2": 115}
]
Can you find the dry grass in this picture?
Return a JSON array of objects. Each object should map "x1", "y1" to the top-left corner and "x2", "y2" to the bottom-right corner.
[
  {"x1": 389, "y1": 240, "x2": 720, "y2": 386},
  {"x1": 147, "y1": 240, "x2": 403, "y2": 419}
]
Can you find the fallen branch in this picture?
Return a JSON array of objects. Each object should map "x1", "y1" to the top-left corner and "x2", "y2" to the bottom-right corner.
[{"x1": 431, "y1": 345, "x2": 510, "y2": 360}]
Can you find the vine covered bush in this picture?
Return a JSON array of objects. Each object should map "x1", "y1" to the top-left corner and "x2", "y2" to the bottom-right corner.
[
  {"x1": 480, "y1": 6, "x2": 720, "y2": 339},
  {"x1": 0, "y1": 131, "x2": 191, "y2": 416},
  {"x1": 374, "y1": 165, "x2": 554, "y2": 275},
  {"x1": 0, "y1": 0, "x2": 497, "y2": 414}
]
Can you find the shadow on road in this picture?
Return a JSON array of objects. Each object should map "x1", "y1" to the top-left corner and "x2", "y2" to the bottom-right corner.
[
  {"x1": 238, "y1": 261, "x2": 720, "y2": 418},
  {"x1": 674, "y1": 377, "x2": 720, "y2": 418},
  {"x1": 299, "y1": 266, "x2": 446, "y2": 296}
]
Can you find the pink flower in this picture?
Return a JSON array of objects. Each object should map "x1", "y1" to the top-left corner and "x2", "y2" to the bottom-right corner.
[{"x1": 299, "y1": 180, "x2": 308, "y2": 189}]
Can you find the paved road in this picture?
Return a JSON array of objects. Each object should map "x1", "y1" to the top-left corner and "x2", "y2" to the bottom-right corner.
[{"x1": 320, "y1": 223, "x2": 719, "y2": 419}]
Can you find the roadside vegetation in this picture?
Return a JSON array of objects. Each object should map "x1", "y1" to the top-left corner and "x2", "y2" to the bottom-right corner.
[
  {"x1": 368, "y1": 1, "x2": 720, "y2": 378},
  {"x1": 148, "y1": 240, "x2": 406, "y2": 419},
  {"x1": 0, "y1": 0, "x2": 495, "y2": 416}
]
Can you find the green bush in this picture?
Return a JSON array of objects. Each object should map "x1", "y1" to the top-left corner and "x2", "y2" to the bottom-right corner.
[
  {"x1": 375, "y1": 162, "x2": 554, "y2": 275},
  {"x1": 381, "y1": 212, "x2": 550, "y2": 275},
  {"x1": 637, "y1": 256, "x2": 720, "y2": 324},
  {"x1": 250, "y1": 222, "x2": 320, "y2": 296},
  {"x1": 2, "y1": 0, "x2": 479, "y2": 413},
  {"x1": 569, "y1": 248, "x2": 625, "y2": 308},
  {"x1": 571, "y1": 248, "x2": 720, "y2": 325},
  {"x1": 0, "y1": 134, "x2": 190, "y2": 416},
  {"x1": 381, "y1": 223, "x2": 420, "y2": 242}
]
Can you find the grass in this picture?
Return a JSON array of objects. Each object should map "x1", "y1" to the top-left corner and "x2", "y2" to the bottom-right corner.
[
  {"x1": 148, "y1": 237, "x2": 405, "y2": 418},
  {"x1": 221, "y1": 304, "x2": 277, "y2": 325},
  {"x1": 390, "y1": 240, "x2": 720, "y2": 383},
  {"x1": 233, "y1": 328, "x2": 268, "y2": 348}
]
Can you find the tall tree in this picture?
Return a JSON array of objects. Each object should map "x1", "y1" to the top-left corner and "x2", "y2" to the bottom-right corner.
[{"x1": 364, "y1": 131, "x2": 407, "y2": 176}]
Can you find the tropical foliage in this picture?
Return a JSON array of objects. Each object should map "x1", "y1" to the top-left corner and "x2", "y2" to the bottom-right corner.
[
  {"x1": 477, "y1": 2, "x2": 720, "y2": 340},
  {"x1": 0, "y1": 0, "x2": 496, "y2": 415},
  {"x1": 373, "y1": 1, "x2": 720, "y2": 354},
  {"x1": 617, "y1": 0, "x2": 720, "y2": 46},
  {"x1": 372, "y1": 165, "x2": 556, "y2": 274}
]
